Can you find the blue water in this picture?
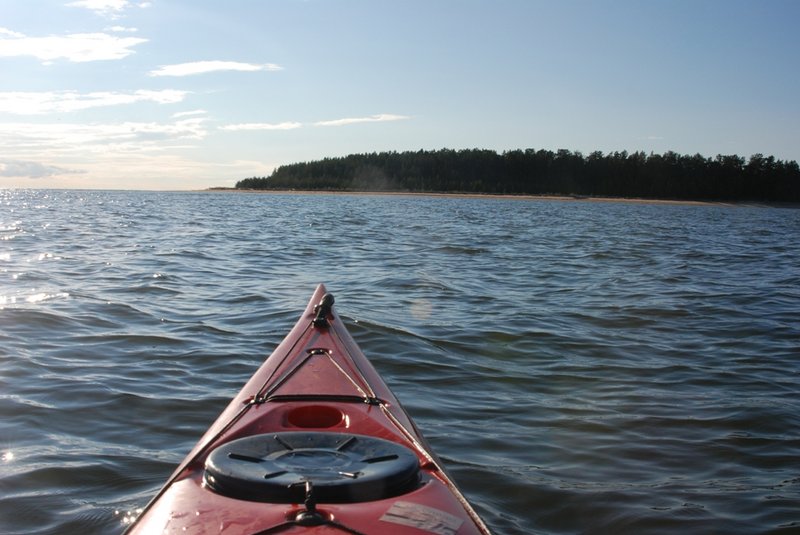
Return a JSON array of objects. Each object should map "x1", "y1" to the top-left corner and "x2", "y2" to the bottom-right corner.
[{"x1": 1, "y1": 190, "x2": 798, "y2": 534}]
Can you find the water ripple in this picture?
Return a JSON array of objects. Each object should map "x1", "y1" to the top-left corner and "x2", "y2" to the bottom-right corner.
[{"x1": 1, "y1": 191, "x2": 799, "y2": 534}]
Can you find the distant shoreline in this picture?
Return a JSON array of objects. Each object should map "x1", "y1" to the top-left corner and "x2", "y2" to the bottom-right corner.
[{"x1": 202, "y1": 188, "x2": 797, "y2": 208}]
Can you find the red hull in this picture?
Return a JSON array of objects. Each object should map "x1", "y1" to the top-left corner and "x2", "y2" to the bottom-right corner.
[{"x1": 125, "y1": 285, "x2": 491, "y2": 534}]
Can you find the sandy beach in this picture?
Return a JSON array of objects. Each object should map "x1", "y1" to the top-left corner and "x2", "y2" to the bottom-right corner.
[{"x1": 203, "y1": 188, "x2": 749, "y2": 207}]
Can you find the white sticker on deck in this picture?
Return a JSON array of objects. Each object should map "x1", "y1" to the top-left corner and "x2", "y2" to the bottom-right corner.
[{"x1": 380, "y1": 501, "x2": 464, "y2": 535}]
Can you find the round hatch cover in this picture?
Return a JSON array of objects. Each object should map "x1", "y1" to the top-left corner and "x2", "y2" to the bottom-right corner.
[{"x1": 204, "y1": 432, "x2": 420, "y2": 503}]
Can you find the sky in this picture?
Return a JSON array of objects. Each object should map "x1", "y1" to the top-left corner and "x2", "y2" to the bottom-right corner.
[{"x1": 0, "y1": 0, "x2": 798, "y2": 190}]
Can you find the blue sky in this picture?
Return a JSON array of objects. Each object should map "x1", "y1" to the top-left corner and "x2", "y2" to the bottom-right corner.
[{"x1": 1, "y1": 0, "x2": 798, "y2": 190}]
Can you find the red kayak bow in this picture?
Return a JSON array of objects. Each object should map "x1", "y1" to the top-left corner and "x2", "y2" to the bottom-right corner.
[{"x1": 125, "y1": 284, "x2": 492, "y2": 534}]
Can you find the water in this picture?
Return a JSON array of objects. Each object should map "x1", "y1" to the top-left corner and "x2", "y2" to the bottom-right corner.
[{"x1": 1, "y1": 190, "x2": 798, "y2": 534}]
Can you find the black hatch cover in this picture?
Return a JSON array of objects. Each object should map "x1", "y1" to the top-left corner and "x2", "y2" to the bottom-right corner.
[{"x1": 204, "y1": 432, "x2": 421, "y2": 503}]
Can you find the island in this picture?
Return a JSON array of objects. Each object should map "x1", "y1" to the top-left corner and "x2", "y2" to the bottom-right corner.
[{"x1": 235, "y1": 149, "x2": 800, "y2": 203}]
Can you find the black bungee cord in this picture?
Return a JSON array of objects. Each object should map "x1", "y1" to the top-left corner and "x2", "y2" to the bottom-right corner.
[{"x1": 250, "y1": 482, "x2": 370, "y2": 535}]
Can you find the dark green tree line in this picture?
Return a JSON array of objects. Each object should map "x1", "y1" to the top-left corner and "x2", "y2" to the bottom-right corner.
[{"x1": 235, "y1": 148, "x2": 800, "y2": 202}]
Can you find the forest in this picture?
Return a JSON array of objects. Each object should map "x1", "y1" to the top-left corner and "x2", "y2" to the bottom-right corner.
[{"x1": 235, "y1": 148, "x2": 800, "y2": 202}]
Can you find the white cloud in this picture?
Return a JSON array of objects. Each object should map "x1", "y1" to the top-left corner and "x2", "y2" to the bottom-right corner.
[
  {"x1": 0, "y1": 30, "x2": 147, "y2": 62},
  {"x1": 314, "y1": 114, "x2": 410, "y2": 127},
  {"x1": 0, "y1": 90, "x2": 188, "y2": 115},
  {"x1": 0, "y1": 27, "x2": 25, "y2": 38},
  {"x1": 0, "y1": 152, "x2": 221, "y2": 190},
  {"x1": 149, "y1": 60, "x2": 283, "y2": 77},
  {"x1": 0, "y1": 118, "x2": 209, "y2": 156},
  {"x1": 67, "y1": 0, "x2": 131, "y2": 18},
  {"x1": 219, "y1": 114, "x2": 410, "y2": 132},
  {"x1": 220, "y1": 122, "x2": 302, "y2": 131},
  {"x1": 0, "y1": 160, "x2": 82, "y2": 178},
  {"x1": 107, "y1": 26, "x2": 138, "y2": 33},
  {"x1": 172, "y1": 109, "x2": 207, "y2": 118}
]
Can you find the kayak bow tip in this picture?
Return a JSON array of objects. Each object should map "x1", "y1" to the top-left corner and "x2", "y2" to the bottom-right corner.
[{"x1": 312, "y1": 291, "x2": 335, "y2": 328}]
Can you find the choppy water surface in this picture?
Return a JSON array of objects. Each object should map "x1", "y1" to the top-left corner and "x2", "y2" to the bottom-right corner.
[{"x1": 1, "y1": 190, "x2": 798, "y2": 534}]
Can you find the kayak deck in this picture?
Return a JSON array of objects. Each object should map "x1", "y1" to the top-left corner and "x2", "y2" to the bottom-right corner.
[{"x1": 125, "y1": 285, "x2": 491, "y2": 534}]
